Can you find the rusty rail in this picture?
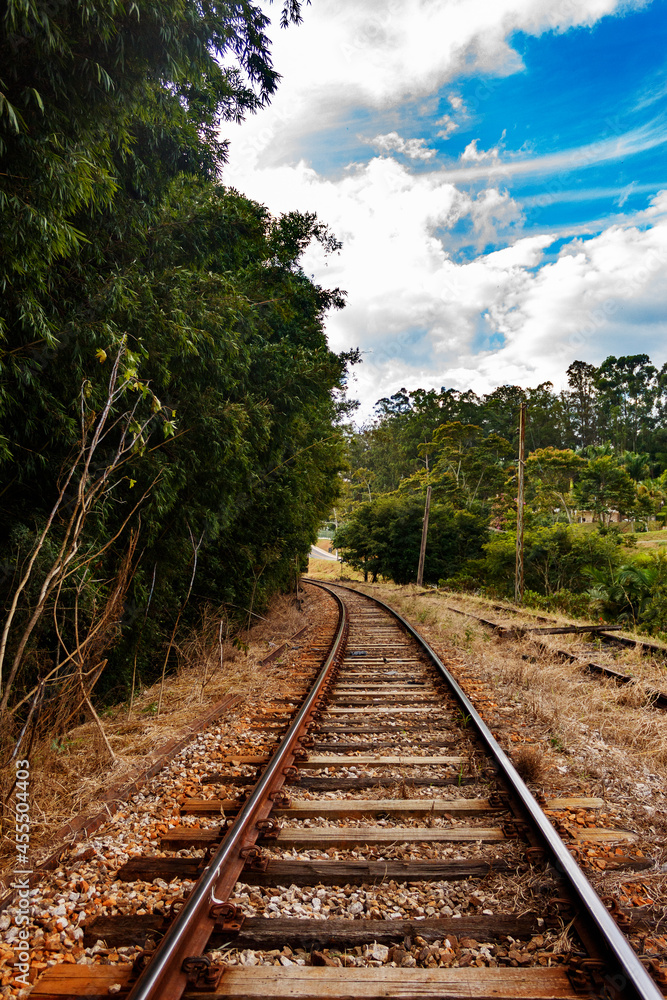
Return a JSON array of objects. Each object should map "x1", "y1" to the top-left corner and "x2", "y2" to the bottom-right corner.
[
  {"x1": 318, "y1": 581, "x2": 664, "y2": 1000},
  {"x1": 125, "y1": 588, "x2": 347, "y2": 1000}
]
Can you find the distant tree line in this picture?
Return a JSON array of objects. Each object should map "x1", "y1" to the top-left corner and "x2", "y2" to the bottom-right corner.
[
  {"x1": 344, "y1": 356, "x2": 667, "y2": 498},
  {"x1": 335, "y1": 356, "x2": 667, "y2": 635}
]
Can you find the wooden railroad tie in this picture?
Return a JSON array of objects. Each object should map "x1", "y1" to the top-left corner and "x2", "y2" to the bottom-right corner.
[
  {"x1": 30, "y1": 963, "x2": 584, "y2": 999},
  {"x1": 181, "y1": 797, "x2": 501, "y2": 817},
  {"x1": 115, "y1": 857, "x2": 527, "y2": 884},
  {"x1": 179, "y1": 795, "x2": 605, "y2": 818},
  {"x1": 214, "y1": 754, "x2": 464, "y2": 766},
  {"x1": 83, "y1": 911, "x2": 554, "y2": 949},
  {"x1": 160, "y1": 825, "x2": 508, "y2": 849}
]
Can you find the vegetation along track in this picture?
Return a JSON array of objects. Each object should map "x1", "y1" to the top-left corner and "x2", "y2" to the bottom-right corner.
[
  {"x1": 25, "y1": 582, "x2": 667, "y2": 1000},
  {"x1": 442, "y1": 599, "x2": 667, "y2": 710}
]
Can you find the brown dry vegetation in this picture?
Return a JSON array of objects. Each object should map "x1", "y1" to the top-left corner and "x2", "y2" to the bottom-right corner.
[
  {"x1": 0, "y1": 589, "x2": 315, "y2": 879},
  {"x1": 371, "y1": 584, "x2": 667, "y2": 783},
  {"x1": 307, "y1": 556, "x2": 364, "y2": 583}
]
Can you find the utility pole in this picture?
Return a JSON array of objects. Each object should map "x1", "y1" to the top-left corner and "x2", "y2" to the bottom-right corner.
[
  {"x1": 417, "y1": 453, "x2": 431, "y2": 587},
  {"x1": 515, "y1": 402, "x2": 526, "y2": 604}
]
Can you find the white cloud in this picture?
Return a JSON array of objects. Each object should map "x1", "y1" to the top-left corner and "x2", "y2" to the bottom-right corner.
[
  {"x1": 225, "y1": 0, "x2": 646, "y2": 168},
  {"x1": 369, "y1": 132, "x2": 436, "y2": 160},
  {"x1": 440, "y1": 123, "x2": 667, "y2": 183},
  {"x1": 461, "y1": 139, "x2": 502, "y2": 164},
  {"x1": 223, "y1": 150, "x2": 667, "y2": 421},
  {"x1": 219, "y1": 0, "x2": 665, "y2": 422},
  {"x1": 436, "y1": 115, "x2": 458, "y2": 140}
]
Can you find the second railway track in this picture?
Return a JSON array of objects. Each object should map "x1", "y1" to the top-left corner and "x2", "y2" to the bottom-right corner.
[{"x1": 27, "y1": 581, "x2": 667, "y2": 1000}]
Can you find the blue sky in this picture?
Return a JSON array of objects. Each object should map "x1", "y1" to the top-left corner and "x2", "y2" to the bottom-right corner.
[{"x1": 223, "y1": 0, "x2": 667, "y2": 421}]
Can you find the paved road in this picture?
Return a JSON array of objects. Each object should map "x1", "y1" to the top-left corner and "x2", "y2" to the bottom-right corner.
[{"x1": 310, "y1": 544, "x2": 338, "y2": 561}]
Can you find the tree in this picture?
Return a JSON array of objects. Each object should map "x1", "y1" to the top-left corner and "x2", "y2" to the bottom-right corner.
[
  {"x1": 478, "y1": 386, "x2": 526, "y2": 444},
  {"x1": 428, "y1": 422, "x2": 512, "y2": 509},
  {"x1": 1, "y1": 0, "x2": 307, "y2": 353},
  {"x1": 334, "y1": 495, "x2": 488, "y2": 585},
  {"x1": 594, "y1": 355, "x2": 659, "y2": 452},
  {"x1": 573, "y1": 456, "x2": 636, "y2": 525},
  {"x1": 566, "y1": 361, "x2": 598, "y2": 448},
  {"x1": 482, "y1": 525, "x2": 621, "y2": 597},
  {"x1": 633, "y1": 484, "x2": 664, "y2": 532},
  {"x1": 0, "y1": 178, "x2": 355, "y2": 721},
  {"x1": 621, "y1": 451, "x2": 650, "y2": 482},
  {"x1": 524, "y1": 448, "x2": 585, "y2": 524}
]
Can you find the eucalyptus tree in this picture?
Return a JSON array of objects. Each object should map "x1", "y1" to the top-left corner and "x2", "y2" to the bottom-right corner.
[{"x1": 594, "y1": 355, "x2": 661, "y2": 453}]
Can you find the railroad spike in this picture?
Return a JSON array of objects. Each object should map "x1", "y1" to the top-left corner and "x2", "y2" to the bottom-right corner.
[
  {"x1": 602, "y1": 895, "x2": 633, "y2": 930},
  {"x1": 239, "y1": 845, "x2": 269, "y2": 870},
  {"x1": 256, "y1": 817, "x2": 281, "y2": 838},
  {"x1": 209, "y1": 901, "x2": 245, "y2": 932},
  {"x1": 181, "y1": 955, "x2": 225, "y2": 991}
]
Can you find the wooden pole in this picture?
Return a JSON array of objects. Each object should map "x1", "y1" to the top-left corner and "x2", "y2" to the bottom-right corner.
[
  {"x1": 515, "y1": 402, "x2": 526, "y2": 604},
  {"x1": 417, "y1": 483, "x2": 432, "y2": 587}
]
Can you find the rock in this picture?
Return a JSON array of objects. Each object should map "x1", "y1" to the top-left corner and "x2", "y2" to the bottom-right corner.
[
  {"x1": 311, "y1": 951, "x2": 337, "y2": 967},
  {"x1": 44, "y1": 933, "x2": 62, "y2": 952},
  {"x1": 365, "y1": 943, "x2": 389, "y2": 963},
  {"x1": 388, "y1": 946, "x2": 407, "y2": 964}
]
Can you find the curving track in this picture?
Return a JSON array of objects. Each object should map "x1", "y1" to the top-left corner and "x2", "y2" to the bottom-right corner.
[{"x1": 30, "y1": 581, "x2": 666, "y2": 1000}]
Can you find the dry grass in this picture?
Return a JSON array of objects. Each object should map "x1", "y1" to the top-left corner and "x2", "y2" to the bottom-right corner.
[
  {"x1": 333, "y1": 581, "x2": 667, "y2": 854},
  {"x1": 306, "y1": 556, "x2": 364, "y2": 582},
  {"x1": 0, "y1": 589, "x2": 316, "y2": 877},
  {"x1": 513, "y1": 745, "x2": 545, "y2": 784}
]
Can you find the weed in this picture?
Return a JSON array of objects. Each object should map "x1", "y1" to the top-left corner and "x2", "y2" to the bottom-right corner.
[
  {"x1": 549, "y1": 734, "x2": 564, "y2": 751},
  {"x1": 50, "y1": 737, "x2": 79, "y2": 754},
  {"x1": 513, "y1": 746, "x2": 544, "y2": 784},
  {"x1": 141, "y1": 701, "x2": 158, "y2": 715}
]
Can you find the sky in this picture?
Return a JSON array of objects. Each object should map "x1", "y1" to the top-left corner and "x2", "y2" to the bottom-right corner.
[{"x1": 221, "y1": 0, "x2": 667, "y2": 423}]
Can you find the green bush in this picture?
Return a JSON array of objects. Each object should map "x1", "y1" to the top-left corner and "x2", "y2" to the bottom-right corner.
[
  {"x1": 482, "y1": 525, "x2": 621, "y2": 598},
  {"x1": 334, "y1": 496, "x2": 489, "y2": 585}
]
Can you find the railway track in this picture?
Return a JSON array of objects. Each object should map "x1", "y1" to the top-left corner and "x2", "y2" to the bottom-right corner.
[
  {"x1": 441, "y1": 599, "x2": 667, "y2": 709},
  {"x1": 26, "y1": 581, "x2": 667, "y2": 1000}
]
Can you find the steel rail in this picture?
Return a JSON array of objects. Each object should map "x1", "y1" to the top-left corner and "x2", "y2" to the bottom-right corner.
[
  {"x1": 125, "y1": 587, "x2": 347, "y2": 1000},
  {"x1": 318, "y1": 581, "x2": 663, "y2": 1000}
]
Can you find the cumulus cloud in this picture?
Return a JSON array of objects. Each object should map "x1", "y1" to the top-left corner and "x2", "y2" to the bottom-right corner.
[
  {"x1": 436, "y1": 115, "x2": 458, "y2": 140},
  {"x1": 224, "y1": 0, "x2": 645, "y2": 168},
  {"x1": 223, "y1": 146, "x2": 667, "y2": 419},
  {"x1": 369, "y1": 132, "x2": 436, "y2": 160},
  {"x1": 219, "y1": 0, "x2": 665, "y2": 421}
]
